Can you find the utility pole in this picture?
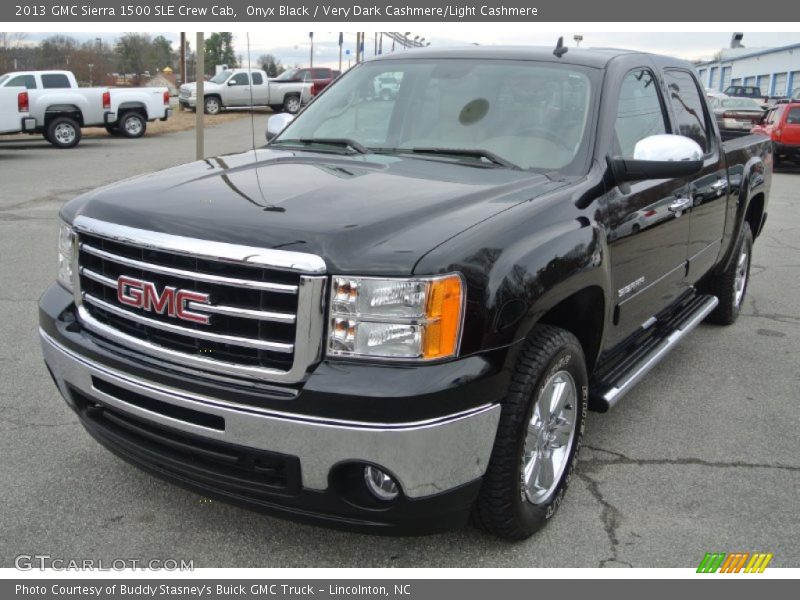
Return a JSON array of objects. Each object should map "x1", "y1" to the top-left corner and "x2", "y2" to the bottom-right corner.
[
  {"x1": 374, "y1": 33, "x2": 377, "y2": 56},
  {"x1": 309, "y1": 32, "x2": 314, "y2": 68},
  {"x1": 355, "y1": 32, "x2": 361, "y2": 63},
  {"x1": 338, "y1": 32, "x2": 343, "y2": 72},
  {"x1": 179, "y1": 32, "x2": 186, "y2": 110},
  {"x1": 379, "y1": 32, "x2": 383, "y2": 55},
  {"x1": 195, "y1": 32, "x2": 204, "y2": 160}
]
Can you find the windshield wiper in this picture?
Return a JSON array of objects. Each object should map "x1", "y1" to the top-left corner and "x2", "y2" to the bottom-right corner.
[
  {"x1": 405, "y1": 147, "x2": 520, "y2": 169},
  {"x1": 271, "y1": 138, "x2": 369, "y2": 154}
]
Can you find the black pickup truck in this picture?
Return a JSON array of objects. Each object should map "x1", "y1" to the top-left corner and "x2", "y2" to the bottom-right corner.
[{"x1": 39, "y1": 47, "x2": 771, "y2": 539}]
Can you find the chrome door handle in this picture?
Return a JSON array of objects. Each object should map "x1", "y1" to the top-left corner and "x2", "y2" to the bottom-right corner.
[{"x1": 668, "y1": 198, "x2": 692, "y2": 213}]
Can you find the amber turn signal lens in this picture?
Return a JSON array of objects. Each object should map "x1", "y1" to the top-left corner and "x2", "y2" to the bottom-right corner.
[{"x1": 422, "y1": 275, "x2": 464, "y2": 359}]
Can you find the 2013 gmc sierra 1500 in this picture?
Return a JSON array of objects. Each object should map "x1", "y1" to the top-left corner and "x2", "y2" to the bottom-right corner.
[{"x1": 39, "y1": 46, "x2": 771, "y2": 539}]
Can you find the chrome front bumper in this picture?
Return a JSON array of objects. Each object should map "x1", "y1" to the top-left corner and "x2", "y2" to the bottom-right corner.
[{"x1": 40, "y1": 328, "x2": 500, "y2": 499}]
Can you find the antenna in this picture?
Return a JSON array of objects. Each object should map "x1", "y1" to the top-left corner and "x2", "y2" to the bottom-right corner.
[{"x1": 553, "y1": 36, "x2": 568, "y2": 58}]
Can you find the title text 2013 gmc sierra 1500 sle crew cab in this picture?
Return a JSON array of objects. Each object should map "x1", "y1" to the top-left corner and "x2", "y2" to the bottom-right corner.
[{"x1": 39, "y1": 47, "x2": 771, "y2": 539}]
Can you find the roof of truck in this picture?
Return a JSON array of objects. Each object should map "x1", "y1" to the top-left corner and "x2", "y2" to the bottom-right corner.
[{"x1": 368, "y1": 45, "x2": 650, "y2": 69}]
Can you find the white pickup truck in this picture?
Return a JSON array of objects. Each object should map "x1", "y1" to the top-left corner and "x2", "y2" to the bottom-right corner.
[
  {"x1": 0, "y1": 70, "x2": 172, "y2": 147},
  {"x1": 0, "y1": 87, "x2": 35, "y2": 135},
  {"x1": 179, "y1": 67, "x2": 335, "y2": 115}
]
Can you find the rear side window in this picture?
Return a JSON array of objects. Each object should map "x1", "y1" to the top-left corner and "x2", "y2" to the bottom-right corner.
[
  {"x1": 41, "y1": 74, "x2": 70, "y2": 88},
  {"x1": 787, "y1": 108, "x2": 800, "y2": 125},
  {"x1": 614, "y1": 68, "x2": 668, "y2": 158},
  {"x1": 312, "y1": 69, "x2": 329, "y2": 79},
  {"x1": 664, "y1": 69, "x2": 711, "y2": 153},
  {"x1": 251, "y1": 72, "x2": 263, "y2": 85},
  {"x1": 7, "y1": 74, "x2": 37, "y2": 89}
]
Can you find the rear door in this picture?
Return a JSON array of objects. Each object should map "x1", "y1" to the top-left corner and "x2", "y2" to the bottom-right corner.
[
  {"x1": 662, "y1": 68, "x2": 729, "y2": 282},
  {"x1": 605, "y1": 65, "x2": 693, "y2": 346}
]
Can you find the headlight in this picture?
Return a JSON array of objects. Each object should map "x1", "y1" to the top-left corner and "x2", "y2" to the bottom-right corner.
[
  {"x1": 57, "y1": 220, "x2": 75, "y2": 291},
  {"x1": 327, "y1": 274, "x2": 465, "y2": 361}
]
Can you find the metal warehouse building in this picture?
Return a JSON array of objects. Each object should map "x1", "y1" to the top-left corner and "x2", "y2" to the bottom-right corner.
[{"x1": 696, "y1": 42, "x2": 800, "y2": 97}]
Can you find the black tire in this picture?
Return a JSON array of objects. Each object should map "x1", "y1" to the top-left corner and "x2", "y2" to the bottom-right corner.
[
  {"x1": 46, "y1": 116, "x2": 81, "y2": 149},
  {"x1": 473, "y1": 325, "x2": 588, "y2": 539},
  {"x1": 631, "y1": 223, "x2": 641, "y2": 234},
  {"x1": 773, "y1": 152, "x2": 781, "y2": 169},
  {"x1": 204, "y1": 96, "x2": 222, "y2": 115},
  {"x1": 703, "y1": 222, "x2": 753, "y2": 325},
  {"x1": 283, "y1": 94, "x2": 301, "y2": 114},
  {"x1": 105, "y1": 125, "x2": 121, "y2": 136},
  {"x1": 118, "y1": 111, "x2": 147, "y2": 138}
]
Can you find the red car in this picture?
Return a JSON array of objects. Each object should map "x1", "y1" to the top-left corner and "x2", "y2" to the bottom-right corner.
[{"x1": 752, "y1": 102, "x2": 800, "y2": 166}]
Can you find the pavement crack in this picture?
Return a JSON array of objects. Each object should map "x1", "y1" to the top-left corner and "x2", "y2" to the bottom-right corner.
[
  {"x1": 576, "y1": 469, "x2": 632, "y2": 568},
  {"x1": 582, "y1": 445, "x2": 800, "y2": 473}
]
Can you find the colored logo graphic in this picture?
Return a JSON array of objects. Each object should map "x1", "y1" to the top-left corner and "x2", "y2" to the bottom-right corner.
[{"x1": 697, "y1": 552, "x2": 773, "y2": 573}]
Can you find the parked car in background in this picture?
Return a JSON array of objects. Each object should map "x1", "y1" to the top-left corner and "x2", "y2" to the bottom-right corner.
[
  {"x1": 179, "y1": 67, "x2": 337, "y2": 115},
  {"x1": 0, "y1": 87, "x2": 35, "y2": 135},
  {"x1": 373, "y1": 73, "x2": 402, "y2": 100},
  {"x1": 0, "y1": 70, "x2": 112, "y2": 148},
  {"x1": 708, "y1": 96, "x2": 765, "y2": 139},
  {"x1": 0, "y1": 70, "x2": 171, "y2": 145},
  {"x1": 723, "y1": 85, "x2": 763, "y2": 99},
  {"x1": 752, "y1": 101, "x2": 800, "y2": 166}
]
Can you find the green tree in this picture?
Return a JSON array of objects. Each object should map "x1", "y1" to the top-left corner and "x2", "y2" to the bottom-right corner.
[
  {"x1": 204, "y1": 32, "x2": 237, "y2": 74},
  {"x1": 150, "y1": 35, "x2": 174, "y2": 71},
  {"x1": 257, "y1": 54, "x2": 284, "y2": 78},
  {"x1": 115, "y1": 33, "x2": 152, "y2": 75}
]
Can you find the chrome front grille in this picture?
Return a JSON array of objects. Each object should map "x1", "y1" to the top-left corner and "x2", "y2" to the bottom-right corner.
[{"x1": 72, "y1": 216, "x2": 326, "y2": 383}]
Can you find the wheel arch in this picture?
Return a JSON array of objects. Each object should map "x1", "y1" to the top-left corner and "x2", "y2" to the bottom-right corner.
[
  {"x1": 118, "y1": 102, "x2": 148, "y2": 119},
  {"x1": 44, "y1": 105, "x2": 83, "y2": 126}
]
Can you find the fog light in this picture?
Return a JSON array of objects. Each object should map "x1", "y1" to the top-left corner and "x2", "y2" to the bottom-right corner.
[{"x1": 363, "y1": 466, "x2": 399, "y2": 501}]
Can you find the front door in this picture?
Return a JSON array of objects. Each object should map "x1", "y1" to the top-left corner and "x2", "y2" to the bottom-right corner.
[{"x1": 605, "y1": 66, "x2": 692, "y2": 347}]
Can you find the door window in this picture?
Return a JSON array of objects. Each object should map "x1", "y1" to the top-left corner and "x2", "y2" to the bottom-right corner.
[
  {"x1": 230, "y1": 72, "x2": 249, "y2": 85},
  {"x1": 787, "y1": 107, "x2": 800, "y2": 125},
  {"x1": 664, "y1": 69, "x2": 712, "y2": 153},
  {"x1": 7, "y1": 74, "x2": 36, "y2": 89},
  {"x1": 41, "y1": 73, "x2": 70, "y2": 88},
  {"x1": 614, "y1": 69, "x2": 668, "y2": 158},
  {"x1": 251, "y1": 72, "x2": 263, "y2": 85}
]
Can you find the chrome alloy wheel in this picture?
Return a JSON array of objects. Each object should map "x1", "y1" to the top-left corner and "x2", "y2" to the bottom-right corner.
[
  {"x1": 285, "y1": 96, "x2": 300, "y2": 113},
  {"x1": 734, "y1": 244, "x2": 750, "y2": 308},
  {"x1": 54, "y1": 123, "x2": 76, "y2": 145},
  {"x1": 521, "y1": 370, "x2": 578, "y2": 505},
  {"x1": 123, "y1": 115, "x2": 143, "y2": 136}
]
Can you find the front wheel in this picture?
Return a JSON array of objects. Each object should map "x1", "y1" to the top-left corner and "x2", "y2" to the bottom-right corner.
[
  {"x1": 46, "y1": 116, "x2": 81, "y2": 149},
  {"x1": 473, "y1": 325, "x2": 587, "y2": 539},
  {"x1": 204, "y1": 96, "x2": 221, "y2": 115}
]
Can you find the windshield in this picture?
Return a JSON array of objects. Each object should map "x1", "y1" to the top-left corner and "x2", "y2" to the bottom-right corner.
[
  {"x1": 721, "y1": 98, "x2": 762, "y2": 109},
  {"x1": 210, "y1": 70, "x2": 233, "y2": 84},
  {"x1": 274, "y1": 59, "x2": 596, "y2": 172},
  {"x1": 274, "y1": 69, "x2": 298, "y2": 81}
]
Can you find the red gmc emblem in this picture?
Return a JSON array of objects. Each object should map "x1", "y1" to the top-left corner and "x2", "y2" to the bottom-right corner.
[{"x1": 117, "y1": 275, "x2": 211, "y2": 325}]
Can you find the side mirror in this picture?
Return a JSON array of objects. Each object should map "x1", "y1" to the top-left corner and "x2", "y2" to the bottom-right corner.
[
  {"x1": 610, "y1": 134, "x2": 704, "y2": 183},
  {"x1": 227, "y1": 79, "x2": 237, "y2": 86},
  {"x1": 266, "y1": 113, "x2": 294, "y2": 142}
]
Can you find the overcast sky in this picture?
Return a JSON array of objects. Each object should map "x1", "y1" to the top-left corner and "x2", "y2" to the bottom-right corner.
[{"x1": 20, "y1": 31, "x2": 800, "y2": 68}]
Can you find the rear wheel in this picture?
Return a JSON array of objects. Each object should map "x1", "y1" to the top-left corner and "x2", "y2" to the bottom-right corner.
[
  {"x1": 283, "y1": 94, "x2": 301, "y2": 114},
  {"x1": 46, "y1": 116, "x2": 81, "y2": 149},
  {"x1": 105, "y1": 125, "x2": 121, "y2": 136},
  {"x1": 119, "y1": 111, "x2": 146, "y2": 138},
  {"x1": 473, "y1": 325, "x2": 587, "y2": 539},
  {"x1": 703, "y1": 222, "x2": 753, "y2": 325}
]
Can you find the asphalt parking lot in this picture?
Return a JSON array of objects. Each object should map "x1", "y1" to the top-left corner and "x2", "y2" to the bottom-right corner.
[{"x1": 1, "y1": 121, "x2": 798, "y2": 568}]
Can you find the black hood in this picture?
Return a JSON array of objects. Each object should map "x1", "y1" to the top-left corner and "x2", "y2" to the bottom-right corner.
[{"x1": 64, "y1": 148, "x2": 567, "y2": 275}]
